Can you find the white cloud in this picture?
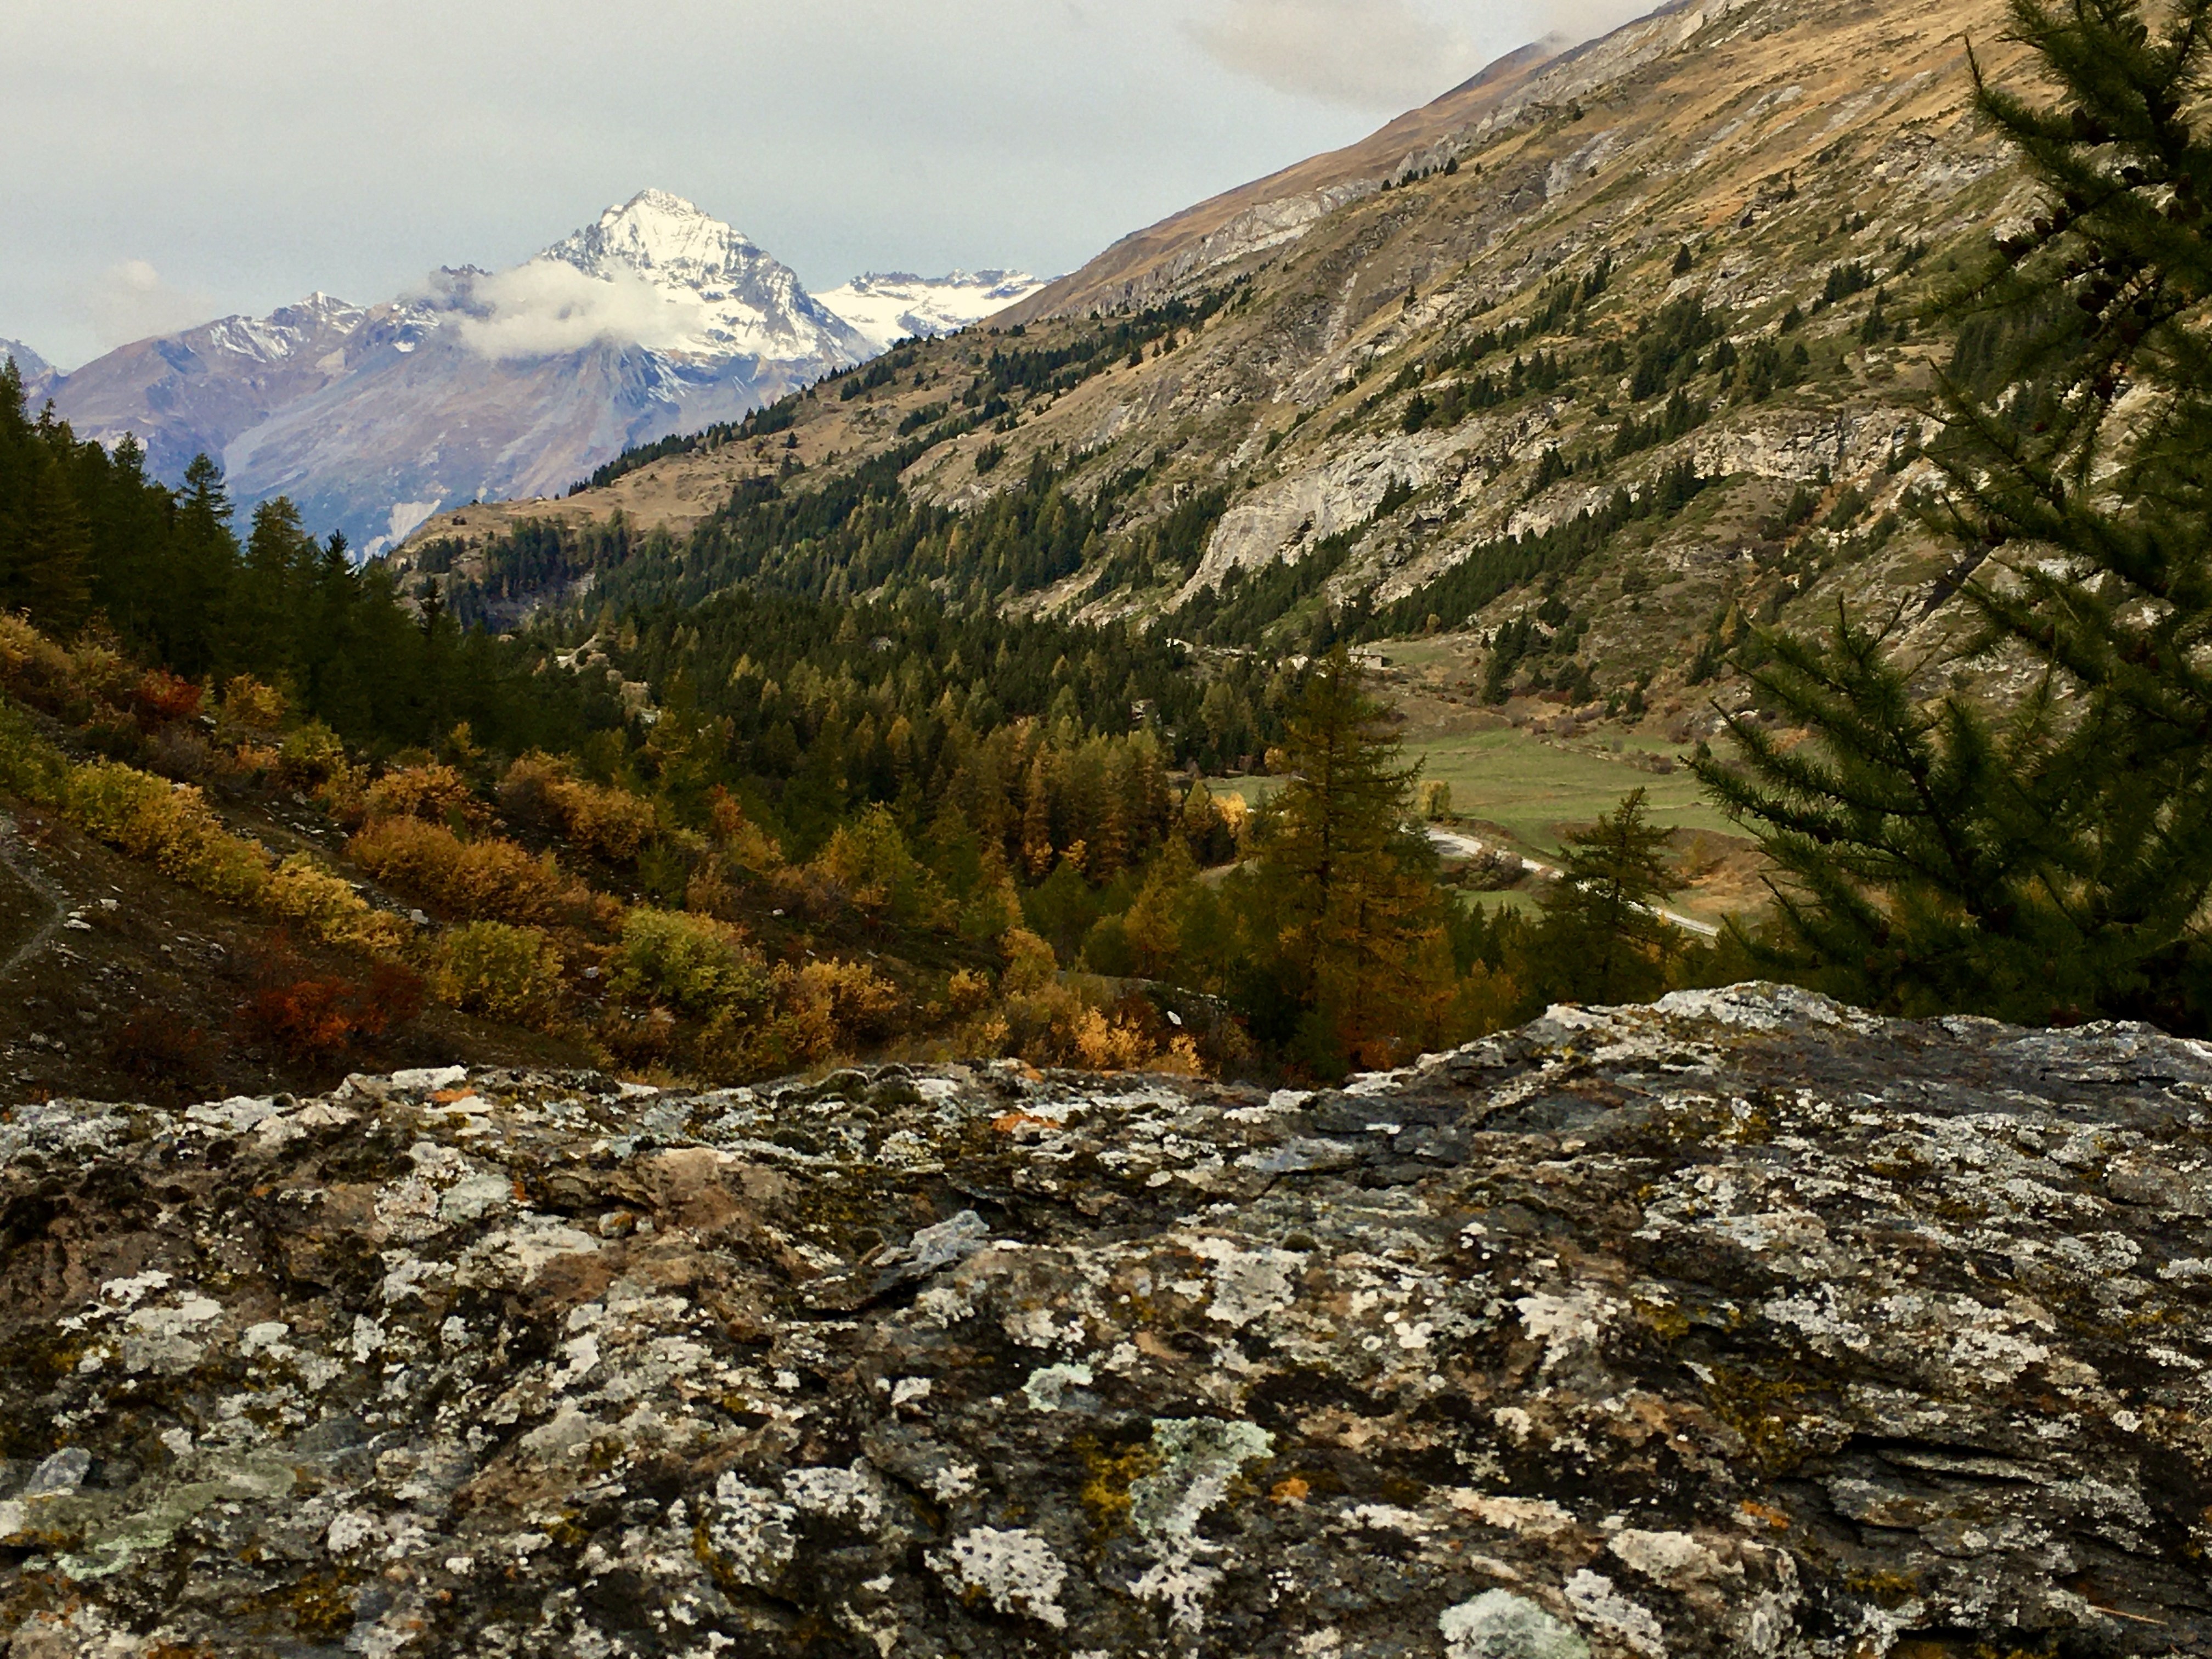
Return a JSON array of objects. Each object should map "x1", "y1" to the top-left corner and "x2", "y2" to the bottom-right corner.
[
  {"x1": 441, "y1": 259, "x2": 708, "y2": 362},
  {"x1": 1188, "y1": 0, "x2": 1660, "y2": 109},
  {"x1": 87, "y1": 259, "x2": 219, "y2": 349},
  {"x1": 1187, "y1": 0, "x2": 1490, "y2": 110}
]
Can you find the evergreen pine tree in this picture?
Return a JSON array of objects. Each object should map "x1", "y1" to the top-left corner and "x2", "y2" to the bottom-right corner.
[
  {"x1": 1254, "y1": 647, "x2": 1451, "y2": 1073},
  {"x1": 4, "y1": 443, "x2": 92, "y2": 630},
  {"x1": 1531, "y1": 788, "x2": 1684, "y2": 1005},
  {"x1": 168, "y1": 455, "x2": 239, "y2": 676},
  {"x1": 1697, "y1": 0, "x2": 2212, "y2": 1029}
]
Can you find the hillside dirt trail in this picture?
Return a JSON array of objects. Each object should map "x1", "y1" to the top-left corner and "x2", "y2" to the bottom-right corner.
[{"x1": 0, "y1": 812, "x2": 63, "y2": 984}]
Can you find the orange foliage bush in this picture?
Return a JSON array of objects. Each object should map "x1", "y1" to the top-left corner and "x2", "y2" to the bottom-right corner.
[
  {"x1": 243, "y1": 943, "x2": 424, "y2": 1063},
  {"x1": 347, "y1": 816, "x2": 567, "y2": 924},
  {"x1": 132, "y1": 670, "x2": 202, "y2": 727},
  {"x1": 500, "y1": 753, "x2": 657, "y2": 862}
]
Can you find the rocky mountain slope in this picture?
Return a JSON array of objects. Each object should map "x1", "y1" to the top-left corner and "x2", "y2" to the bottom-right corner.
[
  {"x1": 29, "y1": 194, "x2": 1032, "y2": 558},
  {"x1": 0, "y1": 340, "x2": 53, "y2": 393},
  {"x1": 814, "y1": 271, "x2": 1048, "y2": 352},
  {"x1": 455, "y1": 0, "x2": 2033, "y2": 703},
  {"x1": 2, "y1": 984, "x2": 2205, "y2": 1655},
  {"x1": 33, "y1": 295, "x2": 373, "y2": 496}
]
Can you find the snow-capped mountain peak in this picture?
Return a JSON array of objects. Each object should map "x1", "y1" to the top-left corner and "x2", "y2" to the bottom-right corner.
[
  {"x1": 815, "y1": 269, "x2": 1051, "y2": 352},
  {"x1": 549, "y1": 189, "x2": 763, "y2": 284},
  {"x1": 442, "y1": 188, "x2": 866, "y2": 366}
]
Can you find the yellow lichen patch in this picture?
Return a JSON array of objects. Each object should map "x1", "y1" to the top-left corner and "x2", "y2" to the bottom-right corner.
[
  {"x1": 1075, "y1": 1435, "x2": 1164, "y2": 1538},
  {"x1": 284, "y1": 1570, "x2": 360, "y2": 1641}
]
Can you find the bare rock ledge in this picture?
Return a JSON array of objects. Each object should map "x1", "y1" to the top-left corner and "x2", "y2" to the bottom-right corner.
[{"x1": 1, "y1": 984, "x2": 2208, "y2": 1657}]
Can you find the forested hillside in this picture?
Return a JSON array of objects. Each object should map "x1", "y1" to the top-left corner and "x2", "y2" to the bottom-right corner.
[{"x1": 14, "y1": 354, "x2": 1733, "y2": 1103}]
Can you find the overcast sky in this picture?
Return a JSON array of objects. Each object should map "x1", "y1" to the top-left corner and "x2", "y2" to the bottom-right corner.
[{"x1": 4, "y1": 0, "x2": 1647, "y2": 370}]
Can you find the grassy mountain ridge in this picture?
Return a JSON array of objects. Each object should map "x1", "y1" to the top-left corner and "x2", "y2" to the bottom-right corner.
[{"x1": 393, "y1": 0, "x2": 2027, "y2": 713}]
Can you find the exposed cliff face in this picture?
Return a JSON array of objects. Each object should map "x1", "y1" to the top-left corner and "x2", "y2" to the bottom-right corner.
[{"x1": 2, "y1": 985, "x2": 2205, "y2": 1656}]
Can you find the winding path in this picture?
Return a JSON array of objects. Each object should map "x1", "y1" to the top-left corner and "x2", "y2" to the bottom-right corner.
[
  {"x1": 0, "y1": 812, "x2": 66, "y2": 984},
  {"x1": 1427, "y1": 825, "x2": 1722, "y2": 938}
]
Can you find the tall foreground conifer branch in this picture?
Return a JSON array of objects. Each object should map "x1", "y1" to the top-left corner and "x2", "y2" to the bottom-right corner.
[{"x1": 1699, "y1": 0, "x2": 2212, "y2": 1024}]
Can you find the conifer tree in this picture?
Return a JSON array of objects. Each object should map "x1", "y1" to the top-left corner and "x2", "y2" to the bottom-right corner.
[
  {"x1": 1531, "y1": 788, "x2": 1683, "y2": 1006},
  {"x1": 1697, "y1": 0, "x2": 2212, "y2": 1028},
  {"x1": 5, "y1": 444, "x2": 92, "y2": 629},
  {"x1": 1255, "y1": 647, "x2": 1451, "y2": 1072}
]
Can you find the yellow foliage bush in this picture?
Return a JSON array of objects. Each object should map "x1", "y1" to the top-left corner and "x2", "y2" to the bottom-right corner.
[
  {"x1": 348, "y1": 816, "x2": 566, "y2": 924},
  {"x1": 278, "y1": 722, "x2": 351, "y2": 788},
  {"x1": 1001, "y1": 927, "x2": 1059, "y2": 996},
  {"x1": 0, "y1": 695, "x2": 67, "y2": 804},
  {"x1": 267, "y1": 855, "x2": 408, "y2": 953},
  {"x1": 788, "y1": 958, "x2": 904, "y2": 1046},
  {"x1": 66, "y1": 761, "x2": 269, "y2": 906},
  {"x1": 946, "y1": 968, "x2": 996, "y2": 1018},
  {"x1": 611, "y1": 907, "x2": 770, "y2": 1015},
  {"x1": 219, "y1": 674, "x2": 286, "y2": 734},
  {"x1": 431, "y1": 922, "x2": 565, "y2": 1022},
  {"x1": 364, "y1": 763, "x2": 481, "y2": 826},
  {"x1": 697, "y1": 956, "x2": 905, "y2": 1077},
  {"x1": 1072, "y1": 1005, "x2": 1150, "y2": 1070},
  {"x1": 67, "y1": 637, "x2": 138, "y2": 708}
]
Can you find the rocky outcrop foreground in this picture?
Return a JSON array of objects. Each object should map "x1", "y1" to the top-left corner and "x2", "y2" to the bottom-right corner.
[{"x1": 2, "y1": 986, "x2": 2209, "y2": 1657}]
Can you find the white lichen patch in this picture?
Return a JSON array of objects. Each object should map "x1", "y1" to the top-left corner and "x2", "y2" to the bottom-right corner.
[
  {"x1": 1441, "y1": 1589, "x2": 1592, "y2": 1659},
  {"x1": 928, "y1": 1526, "x2": 1069, "y2": 1628},
  {"x1": 1565, "y1": 1569, "x2": 1667, "y2": 1657},
  {"x1": 1022, "y1": 1362, "x2": 1094, "y2": 1410},
  {"x1": 1128, "y1": 1417, "x2": 1274, "y2": 1632}
]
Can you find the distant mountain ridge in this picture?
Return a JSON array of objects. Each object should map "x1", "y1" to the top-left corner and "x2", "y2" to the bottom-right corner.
[
  {"x1": 814, "y1": 270, "x2": 1048, "y2": 351},
  {"x1": 30, "y1": 192, "x2": 1027, "y2": 556}
]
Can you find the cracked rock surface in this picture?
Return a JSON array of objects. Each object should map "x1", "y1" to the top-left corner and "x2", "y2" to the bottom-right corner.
[{"x1": 1, "y1": 984, "x2": 2208, "y2": 1656}]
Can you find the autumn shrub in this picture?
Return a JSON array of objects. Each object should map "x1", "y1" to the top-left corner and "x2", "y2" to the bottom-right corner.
[
  {"x1": 787, "y1": 958, "x2": 905, "y2": 1047},
  {"x1": 431, "y1": 922, "x2": 565, "y2": 1023},
  {"x1": 242, "y1": 939, "x2": 424, "y2": 1063},
  {"x1": 144, "y1": 722, "x2": 212, "y2": 781},
  {"x1": 267, "y1": 854, "x2": 409, "y2": 953},
  {"x1": 66, "y1": 761, "x2": 269, "y2": 905},
  {"x1": 694, "y1": 957, "x2": 904, "y2": 1077},
  {"x1": 709, "y1": 787, "x2": 784, "y2": 874},
  {"x1": 108, "y1": 1006, "x2": 218, "y2": 1093},
  {"x1": 946, "y1": 968, "x2": 996, "y2": 1018},
  {"x1": 347, "y1": 816, "x2": 566, "y2": 923},
  {"x1": 0, "y1": 614, "x2": 75, "y2": 710},
  {"x1": 610, "y1": 907, "x2": 770, "y2": 1015},
  {"x1": 0, "y1": 696, "x2": 68, "y2": 804},
  {"x1": 500, "y1": 753, "x2": 658, "y2": 862},
  {"x1": 363, "y1": 763, "x2": 482, "y2": 827},
  {"x1": 67, "y1": 636, "x2": 138, "y2": 710},
  {"x1": 218, "y1": 674, "x2": 286, "y2": 736},
  {"x1": 278, "y1": 722, "x2": 349, "y2": 788},
  {"x1": 132, "y1": 669, "x2": 202, "y2": 728},
  {"x1": 555, "y1": 775, "x2": 656, "y2": 863}
]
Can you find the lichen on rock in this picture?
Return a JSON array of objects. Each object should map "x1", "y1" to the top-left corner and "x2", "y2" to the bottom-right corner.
[{"x1": 0, "y1": 984, "x2": 2207, "y2": 1655}]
